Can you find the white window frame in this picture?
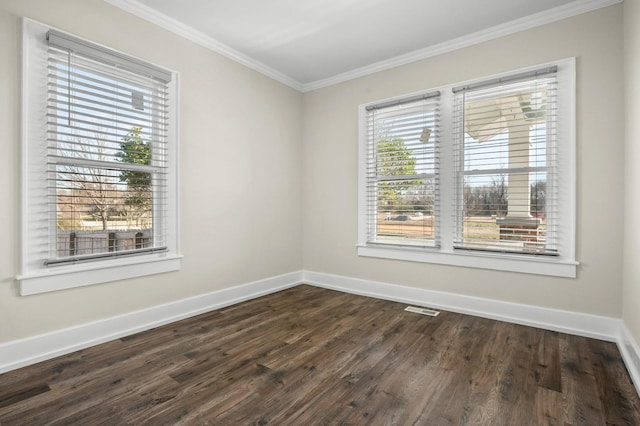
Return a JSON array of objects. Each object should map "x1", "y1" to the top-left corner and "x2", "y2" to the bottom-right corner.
[
  {"x1": 358, "y1": 58, "x2": 577, "y2": 278},
  {"x1": 19, "y1": 18, "x2": 182, "y2": 295}
]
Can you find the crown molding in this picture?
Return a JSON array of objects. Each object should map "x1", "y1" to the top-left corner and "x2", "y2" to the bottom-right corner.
[
  {"x1": 104, "y1": 0, "x2": 621, "y2": 93},
  {"x1": 103, "y1": 0, "x2": 303, "y2": 91},
  {"x1": 301, "y1": 0, "x2": 622, "y2": 92}
]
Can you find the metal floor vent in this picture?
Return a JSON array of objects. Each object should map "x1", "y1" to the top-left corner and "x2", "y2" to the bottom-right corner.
[{"x1": 404, "y1": 306, "x2": 440, "y2": 317}]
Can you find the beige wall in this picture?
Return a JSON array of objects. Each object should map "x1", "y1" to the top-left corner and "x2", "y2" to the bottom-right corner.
[
  {"x1": 0, "y1": 1, "x2": 629, "y2": 346},
  {"x1": 624, "y1": 0, "x2": 640, "y2": 344},
  {"x1": 0, "y1": 0, "x2": 303, "y2": 342},
  {"x1": 302, "y1": 5, "x2": 625, "y2": 316}
]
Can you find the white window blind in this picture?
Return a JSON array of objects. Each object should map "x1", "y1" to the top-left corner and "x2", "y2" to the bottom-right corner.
[
  {"x1": 45, "y1": 30, "x2": 171, "y2": 265},
  {"x1": 365, "y1": 92, "x2": 440, "y2": 247},
  {"x1": 452, "y1": 67, "x2": 558, "y2": 255}
]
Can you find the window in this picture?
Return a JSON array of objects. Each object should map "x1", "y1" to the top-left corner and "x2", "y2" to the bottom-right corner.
[
  {"x1": 364, "y1": 92, "x2": 440, "y2": 247},
  {"x1": 452, "y1": 67, "x2": 559, "y2": 255},
  {"x1": 20, "y1": 19, "x2": 181, "y2": 295},
  {"x1": 358, "y1": 59, "x2": 576, "y2": 277}
]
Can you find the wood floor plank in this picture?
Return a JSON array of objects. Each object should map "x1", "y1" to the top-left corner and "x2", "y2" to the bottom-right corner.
[
  {"x1": 280, "y1": 312, "x2": 421, "y2": 424},
  {"x1": 217, "y1": 304, "x2": 410, "y2": 424},
  {"x1": 0, "y1": 350, "x2": 192, "y2": 425},
  {"x1": 0, "y1": 285, "x2": 638, "y2": 425},
  {"x1": 559, "y1": 333, "x2": 608, "y2": 425},
  {"x1": 535, "y1": 329, "x2": 562, "y2": 392},
  {"x1": 0, "y1": 383, "x2": 50, "y2": 410},
  {"x1": 464, "y1": 319, "x2": 515, "y2": 424},
  {"x1": 410, "y1": 315, "x2": 493, "y2": 424},
  {"x1": 496, "y1": 326, "x2": 543, "y2": 425},
  {"x1": 587, "y1": 338, "x2": 640, "y2": 425}
]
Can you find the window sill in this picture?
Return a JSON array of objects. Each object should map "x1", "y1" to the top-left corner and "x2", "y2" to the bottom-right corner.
[
  {"x1": 17, "y1": 253, "x2": 183, "y2": 296},
  {"x1": 357, "y1": 244, "x2": 577, "y2": 278}
]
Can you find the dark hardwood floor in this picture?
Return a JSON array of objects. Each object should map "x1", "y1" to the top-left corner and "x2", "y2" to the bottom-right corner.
[{"x1": 1, "y1": 285, "x2": 639, "y2": 425}]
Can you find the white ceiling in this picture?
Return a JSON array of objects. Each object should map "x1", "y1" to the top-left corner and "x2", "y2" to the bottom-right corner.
[{"x1": 106, "y1": 0, "x2": 619, "y2": 91}]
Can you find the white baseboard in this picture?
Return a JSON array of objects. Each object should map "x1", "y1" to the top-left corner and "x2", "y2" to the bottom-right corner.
[
  {"x1": 3, "y1": 267, "x2": 639, "y2": 397},
  {"x1": 0, "y1": 271, "x2": 303, "y2": 374},
  {"x1": 302, "y1": 270, "x2": 620, "y2": 341},
  {"x1": 619, "y1": 322, "x2": 640, "y2": 397},
  {"x1": 303, "y1": 270, "x2": 640, "y2": 395}
]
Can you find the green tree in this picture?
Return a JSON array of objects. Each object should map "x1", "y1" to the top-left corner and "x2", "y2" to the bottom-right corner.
[
  {"x1": 376, "y1": 138, "x2": 422, "y2": 212},
  {"x1": 118, "y1": 127, "x2": 151, "y2": 227}
]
